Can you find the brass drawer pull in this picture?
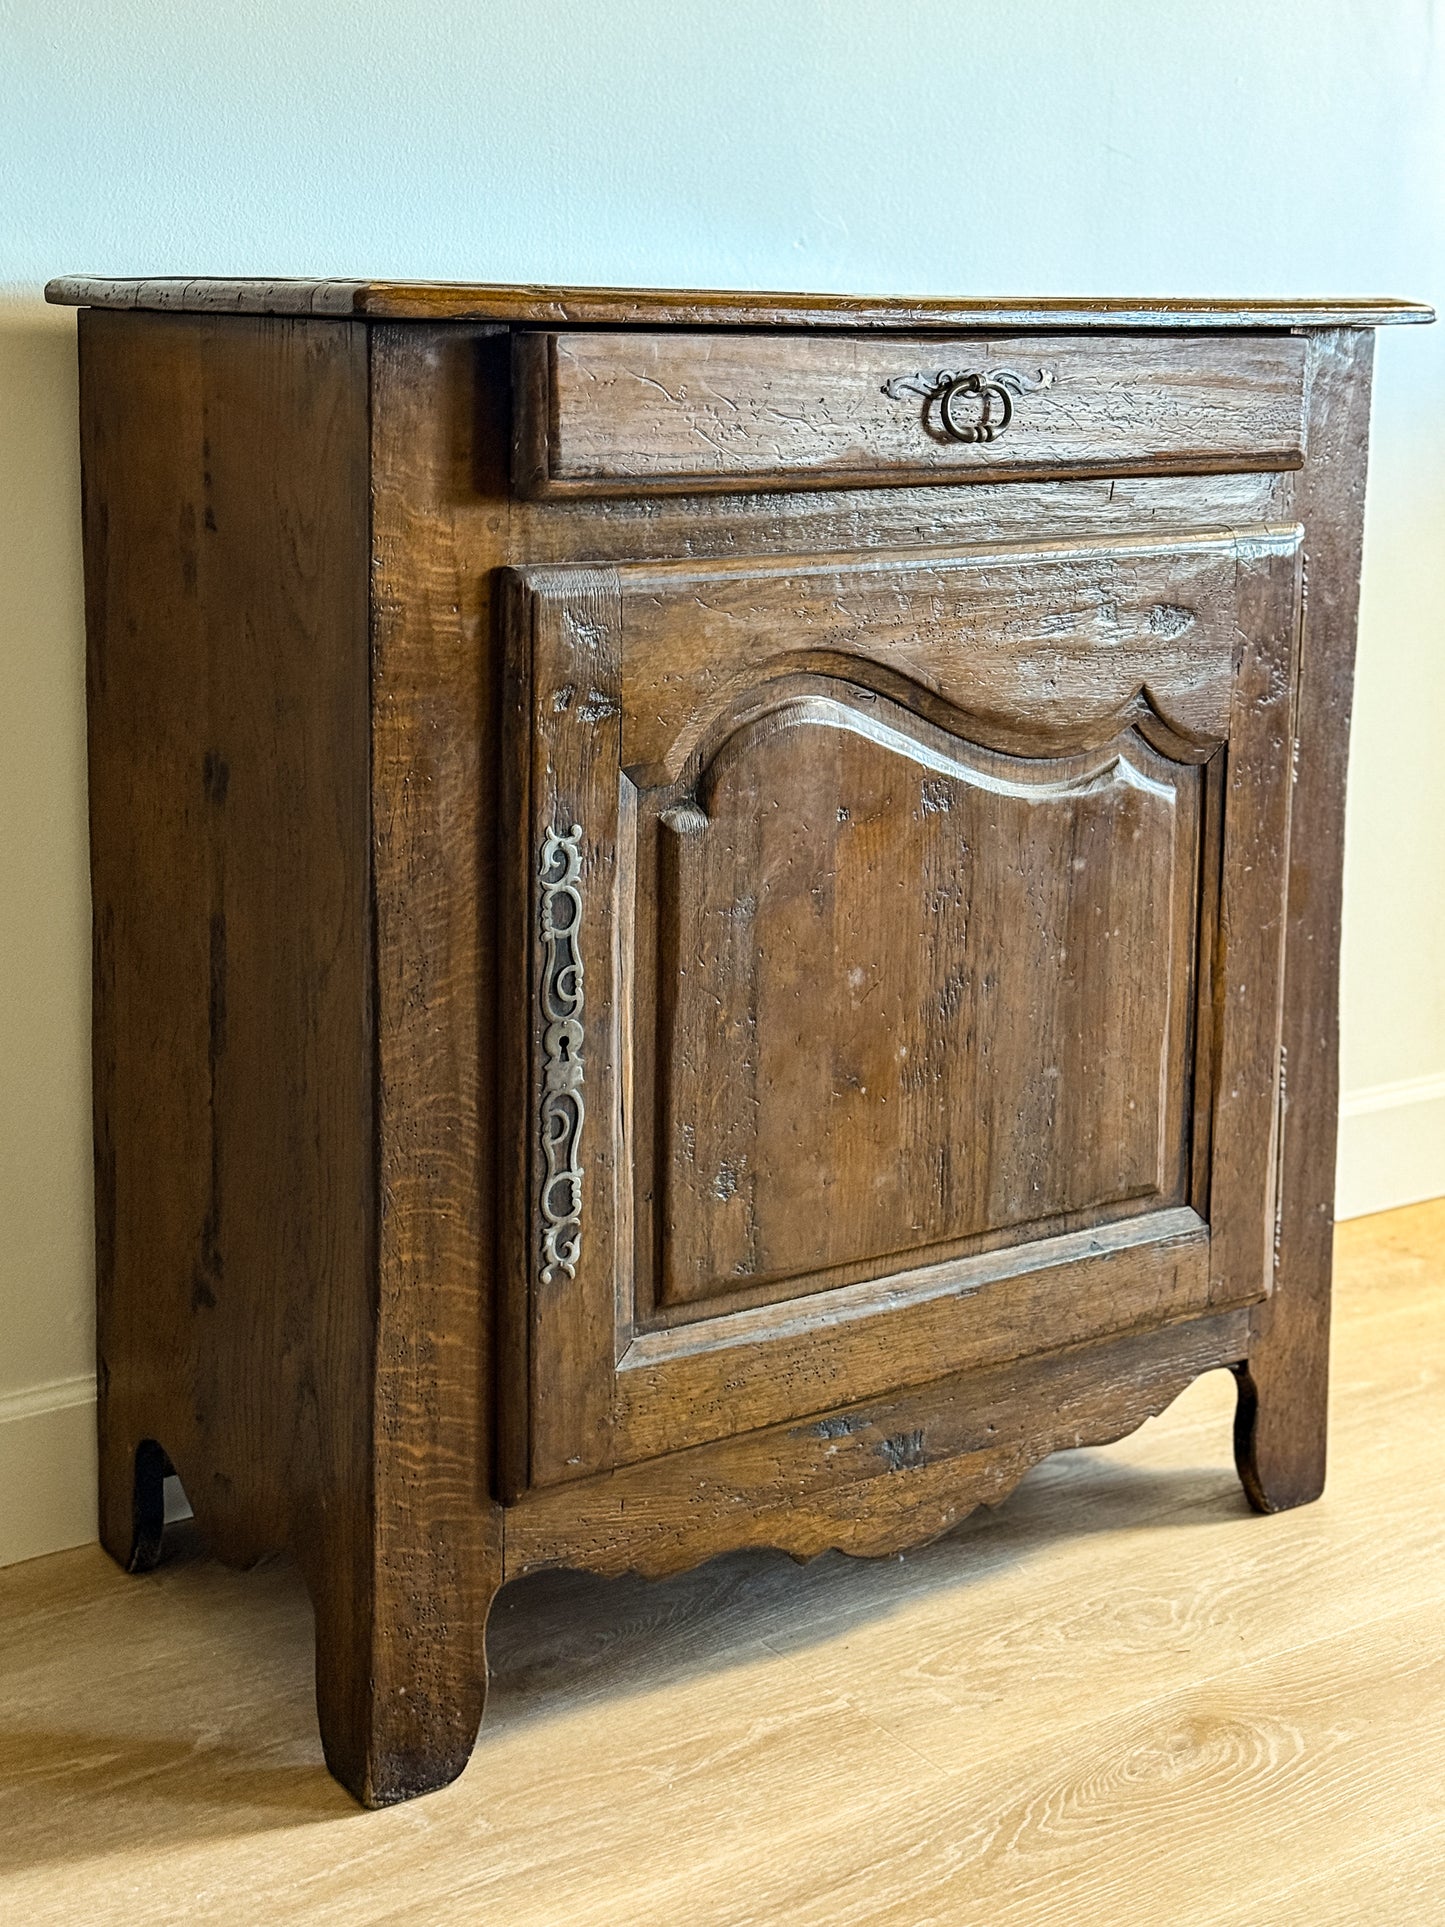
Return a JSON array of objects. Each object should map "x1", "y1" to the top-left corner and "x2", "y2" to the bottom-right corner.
[
  {"x1": 883, "y1": 363, "x2": 1055, "y2": 445},
  {"x1": 939, "y1": 371, "x2": 1012, "y2": 443}
]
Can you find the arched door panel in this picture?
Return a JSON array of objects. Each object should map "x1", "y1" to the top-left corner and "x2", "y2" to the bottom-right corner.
[{"x1": 503, "y1": 528, "x2": 1301, "y2": 1487}]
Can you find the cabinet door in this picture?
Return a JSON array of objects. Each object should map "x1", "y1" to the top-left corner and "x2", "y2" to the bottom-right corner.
[{"x1": 503, "y1": 527, "x2": 1301, "y2": 1490}]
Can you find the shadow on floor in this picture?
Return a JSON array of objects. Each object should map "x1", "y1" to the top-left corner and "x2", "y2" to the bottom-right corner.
[
  {"x1": 0, "y1": 1398, "x2": 1249, "y2": 1870},
  {"x1": 487, "y1": 1447, "x2": 1248, "y2": 1730}
]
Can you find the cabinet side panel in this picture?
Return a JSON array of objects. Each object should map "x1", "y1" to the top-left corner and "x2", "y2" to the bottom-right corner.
[{"x1": 80, "y1": 310, "x2": 375, "y2": 1569}]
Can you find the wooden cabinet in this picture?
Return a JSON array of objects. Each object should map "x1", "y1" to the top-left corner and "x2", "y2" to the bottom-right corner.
[{"x1": 49, "y1": 277, "x2": 1431, "y2": 1808}]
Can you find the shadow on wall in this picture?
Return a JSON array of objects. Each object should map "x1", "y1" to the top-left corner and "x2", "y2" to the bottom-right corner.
[{"x1": 0, "y1": 298, "x2": 97, "y2": 1568}]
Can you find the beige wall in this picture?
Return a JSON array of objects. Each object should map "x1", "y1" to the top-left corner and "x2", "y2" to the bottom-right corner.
[
  {"x1": 2, "y1": 0, "x2": 1443, "y2": 1565},
  {"x1": 0, "y1": 303, "x2": 97, "y2": 1562}
]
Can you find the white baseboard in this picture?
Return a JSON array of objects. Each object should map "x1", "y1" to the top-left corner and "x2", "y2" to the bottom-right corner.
[
  {"x1": 1336, "y1": 1072, "x2": 1445, "y2": 1220},
  {"x1": 0, "y1": 1374, "x2": 96, "y2": 1568}
]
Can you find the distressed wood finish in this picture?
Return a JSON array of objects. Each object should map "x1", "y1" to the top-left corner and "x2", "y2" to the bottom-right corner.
[
  {"x1": 1233, "y1": 329, "x2": 1378, "y2": 1513},
  {"x1": 360, "y1": 328, "x2": 504, "y2": 1804},
  {"x1": 81, "y1": 310, "x2": 503, "y2": 1811},
  {"x1": 507, "y1": 527, "x2": 1299, "y2": 1480},
  {"x1": 48, "y1": 275, "x2": 1433, "y2": 331},
  {"x1": 505, "y1": 1309, "x2": 1253, "y2": 1578},
  {"x1": 5, "y1": 1206, "x2": 1445, "y2": 1923},
  {"x1": 59, "y1": 283, "x2": 1415, "y2": 1808},
  {"x1": 610, "y1": 531, "x2": 1283, "y2": 773},
  {"x1": 78, "y1": 311, "x2": 381, "y2": 1735},
  {"x1": 611, "y1": 1213, "x2": 1215, "y2": 1468},
  {"x1": 650, "y1": 717, "x2": 1192, "y2": 1307},
  {"x1": 513, "y1": 331, "x2": 1309, "y2": 495}
]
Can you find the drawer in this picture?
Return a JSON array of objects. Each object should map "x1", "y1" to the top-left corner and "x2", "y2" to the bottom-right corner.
[{"x1": 512, "y1": 329, "x2": 1309, "y2": 497}]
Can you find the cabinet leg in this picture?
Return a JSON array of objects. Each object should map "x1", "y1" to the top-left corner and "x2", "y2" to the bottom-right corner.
[
  {"x1": 309, "y1": 1547, "x2": 500, "y2": 1808},
  {"x1": 1231, "y1": 1322, "x2": 1329, "y2": 1515},
  {"x1": 99, "y1": 1433, "x2": 169, "y2": 1574},
  {"x1": 1230, "y1": 329, "x2": 1370, "y2": 1519}
]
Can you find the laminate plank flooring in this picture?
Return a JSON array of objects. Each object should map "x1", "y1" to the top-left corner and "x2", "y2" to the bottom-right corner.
[{"x1": 3, "y1": 1202, "x2": 1443, "y2": 1924}]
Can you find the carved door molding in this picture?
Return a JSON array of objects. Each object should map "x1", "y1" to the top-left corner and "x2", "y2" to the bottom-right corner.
[{"x1": 503, "y1": 528, "x2": 1302, "y2": 1491}]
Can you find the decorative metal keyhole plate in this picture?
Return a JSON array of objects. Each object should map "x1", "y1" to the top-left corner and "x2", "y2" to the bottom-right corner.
[{"x1": 539, "y1": 823, "x2": 585, "y2": 1284}]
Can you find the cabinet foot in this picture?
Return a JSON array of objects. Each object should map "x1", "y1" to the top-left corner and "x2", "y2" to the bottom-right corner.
[
  {"x1": 100, "y1": 1435, "x2": 169, "y2": 1574},
  {"x1": 310, "y1": 1559, "x2": 499, "y2": 1809},
  {"x1": 1231, "y1": 1346, "x2": 1328, "y2": 1514}
]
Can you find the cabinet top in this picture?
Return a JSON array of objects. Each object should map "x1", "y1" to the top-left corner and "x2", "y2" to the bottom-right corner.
[{"x1": 44, "y1": 277, "x2": 1434, "y2": 332}]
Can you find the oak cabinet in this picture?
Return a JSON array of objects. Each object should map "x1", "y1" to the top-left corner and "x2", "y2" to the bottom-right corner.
[{"x1": 49, "y1": 277, "x2": 1430, "y2": 1808}]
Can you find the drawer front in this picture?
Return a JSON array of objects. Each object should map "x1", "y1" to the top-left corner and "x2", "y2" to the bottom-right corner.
[{"x1": 513, "y1": 330, "x2": 1308, "y2": 497}]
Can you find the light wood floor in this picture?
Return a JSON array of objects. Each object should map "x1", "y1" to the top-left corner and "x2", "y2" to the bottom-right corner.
[{"x1": 3, "y1": 1203, "x2": 1445, "y2": 1924}]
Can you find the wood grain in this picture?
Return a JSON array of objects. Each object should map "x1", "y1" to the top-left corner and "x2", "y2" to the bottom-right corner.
[
  {"x1": 1232, "y1": 329, "x2": 1378, "y2": 1511},
  {"x1": 46, "y1": 275, "x2": 1434, "y2": 331},
  {"x1": 360, "y1": 325, "x2": 505, "y2": 1805},
  {"x1": 512, "y1": 468, "x2": 1294, "y2": 566},
  {"x1": 1205, "y1": 536, "x2": 1303, "y2": 1308},
  {"x1": 513, "y1": 331, "x2": 1310, "y2": 495},
  {"x1": 611, "y1": 531, "x2": 1271, "y2": 778},
  {"x1": 651, "y1": 714, "x2": 1190, "y2": 1307},
  {"x1": 80, "y1": 313, "x2": 506, "y2": 1809},
  {"x1": 505, "y1": 567, "x2": 626, "y2": 1489},
  {"x1": 609, "y1": 1214, "x2": 1218, "y2": 1466},
  {"x1": 1, "y1": 1202, "x2": 1442, "y2": 1924},
  {"x1": 510, "y1": 524, "x2": 1299, "y2": 1476},
  {"x1": 78, "y1": 310, "x2": 385, "y2": 1761},
  {"x1": 70, "y1": 300, "x2": 1407, "y2": 1810},
  {"x1": 504, "y1": 1308, "x2": 1251, "y2": 1577}
]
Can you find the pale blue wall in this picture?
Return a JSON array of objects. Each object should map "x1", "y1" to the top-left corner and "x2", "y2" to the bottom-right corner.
[
  {"x1": 1, "y1": 0, "x2": 1443, "y2": 1557},
  {"x1": 4, "y1": 0, "x2": 1443, "y2": 296}
]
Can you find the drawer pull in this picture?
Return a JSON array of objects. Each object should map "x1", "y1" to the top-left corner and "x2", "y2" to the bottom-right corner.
[
  {"x1": 539, "y1": 823, "x2": 586, "y2": 1284},
  {"x1": 883, "y1": 363, "x2": 1055, "y2": 445},
  {"x1": 939, "y1": 372, "x2": 1013, "y2": 443}
]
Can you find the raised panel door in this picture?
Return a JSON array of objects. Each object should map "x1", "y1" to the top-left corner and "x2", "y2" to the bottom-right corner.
[{"x1": 502, "y1": 527, "x2": 1301, "y2": 1490}]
